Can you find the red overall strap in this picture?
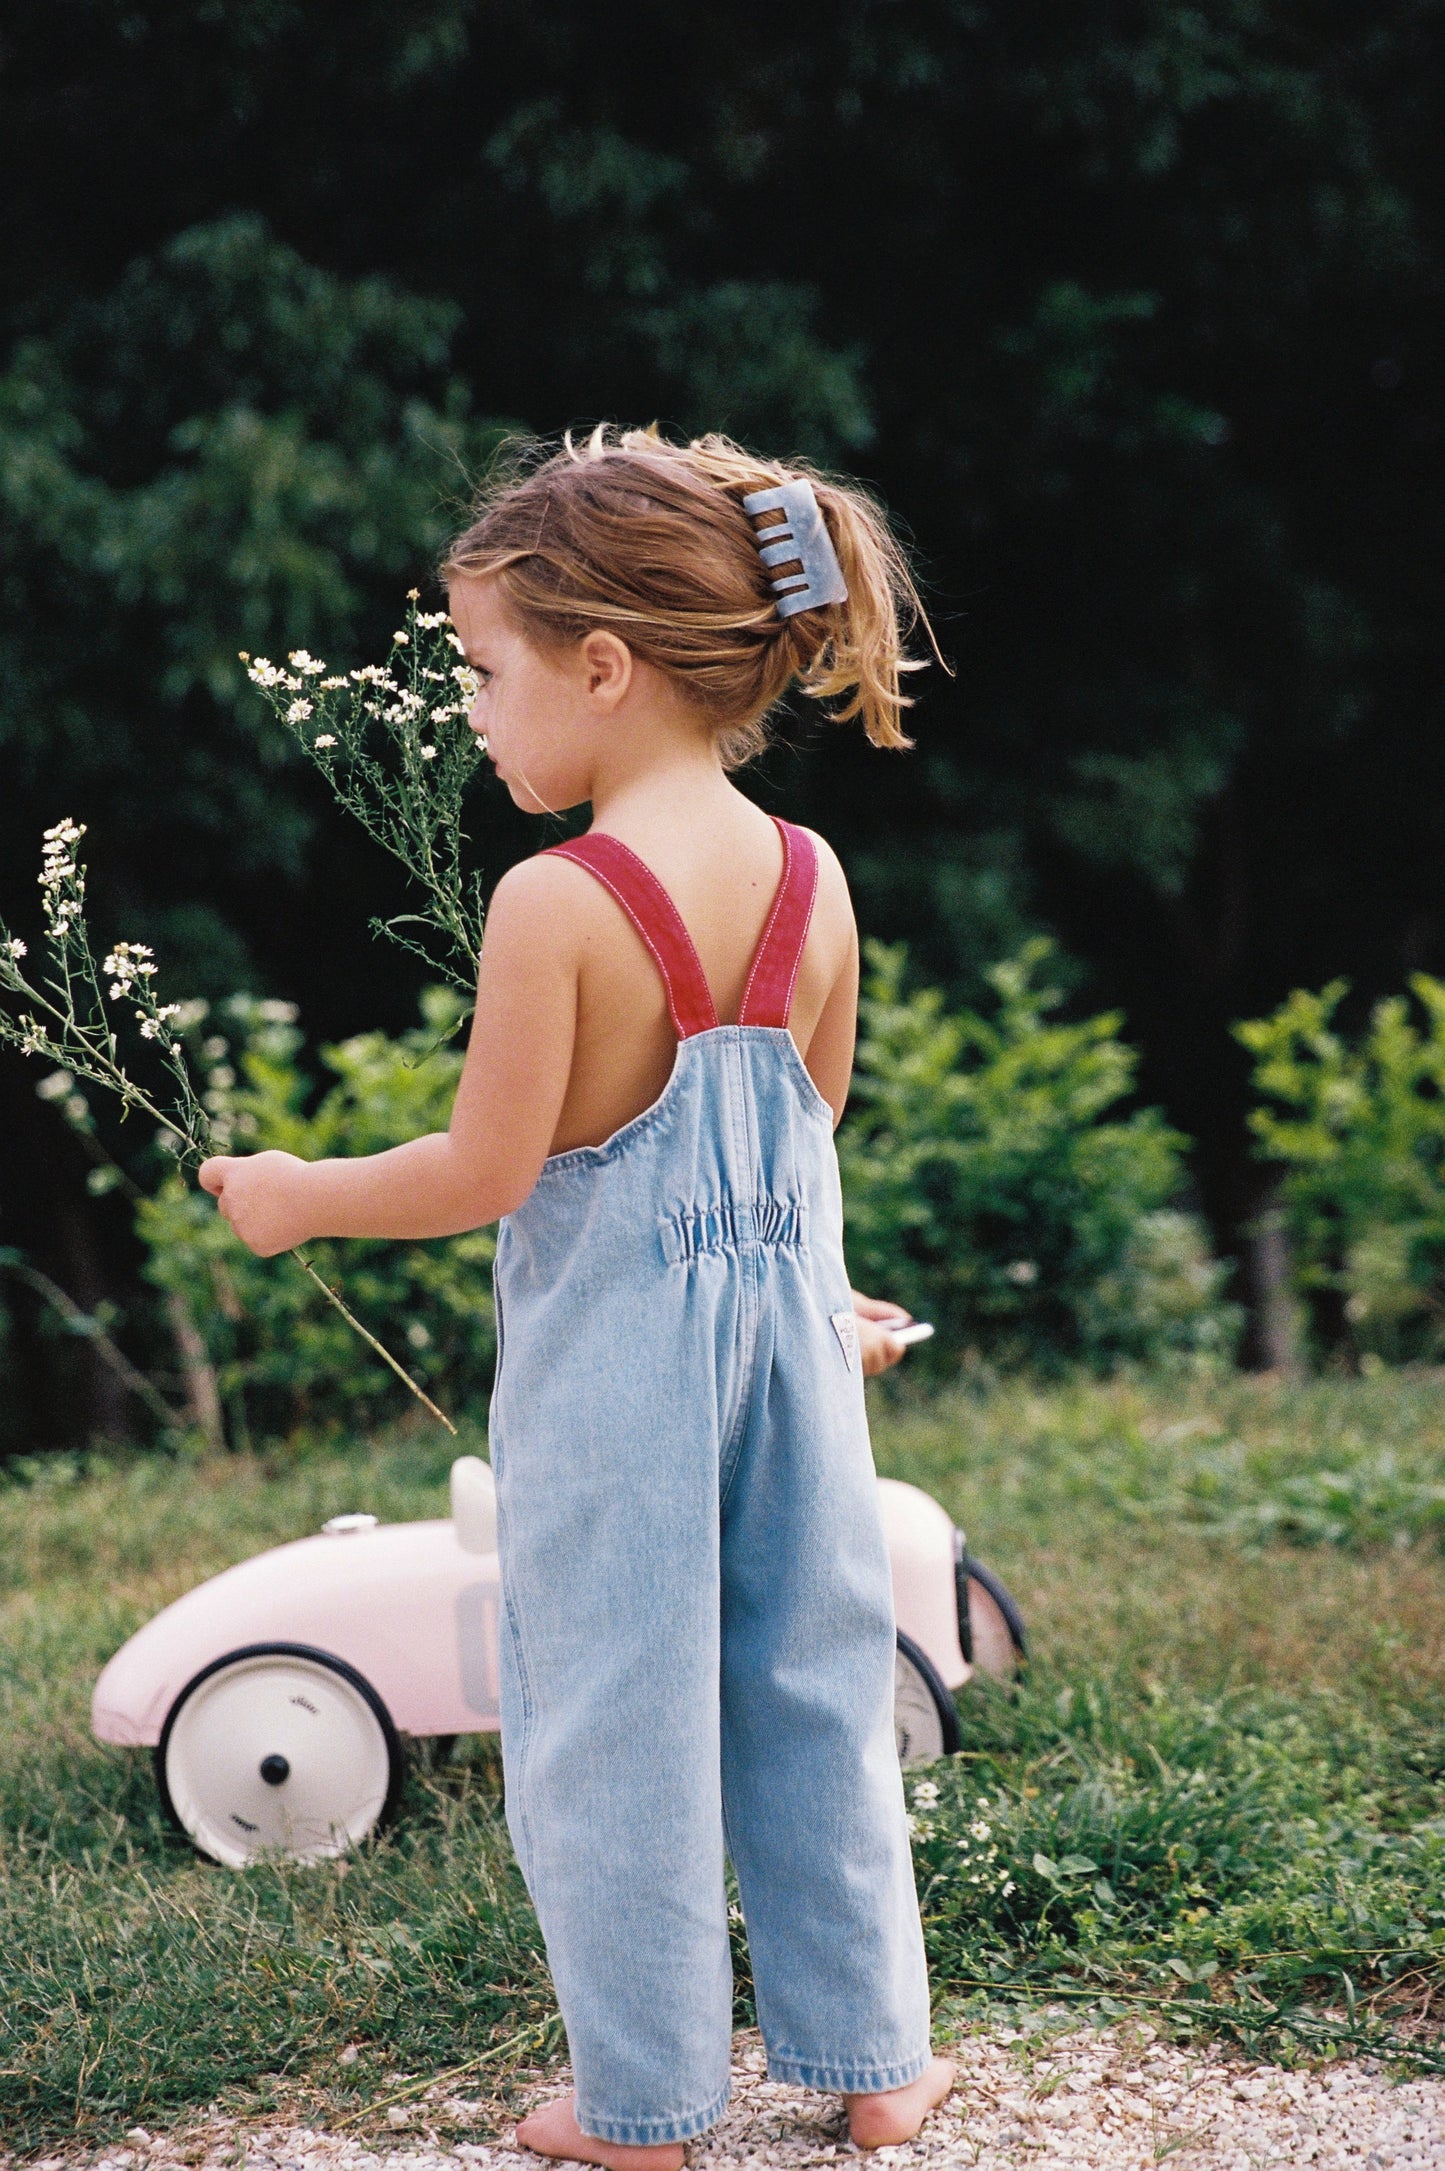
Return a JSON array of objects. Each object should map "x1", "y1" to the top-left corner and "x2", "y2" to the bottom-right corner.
[
  {"x1": 543, "y1": 816, "x2": 817, "y2": 1038},
  {"x1": 543, "y1": 833, "x2": 719, "y2": 1039},
  {"x1": 737, "y1": 818, "x2": 819, "y2": 1030}
]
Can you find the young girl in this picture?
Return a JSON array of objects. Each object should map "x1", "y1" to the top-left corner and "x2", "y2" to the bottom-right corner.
[{"x1": 200, "y1": 429, "x2": 954, "y2": 2169}]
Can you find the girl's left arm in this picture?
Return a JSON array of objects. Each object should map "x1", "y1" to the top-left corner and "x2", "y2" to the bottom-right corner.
[{"x1": 199, "y1": 858, "x2": 580, "y2": 1255}]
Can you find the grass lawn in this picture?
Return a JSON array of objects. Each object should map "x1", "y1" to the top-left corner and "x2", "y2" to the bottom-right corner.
[{"x1": 2, "y1": 1369, "x2": 1444, "y2": 2153}]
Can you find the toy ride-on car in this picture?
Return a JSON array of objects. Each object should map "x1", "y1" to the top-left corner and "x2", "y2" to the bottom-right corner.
[{"x1": 92, "y1": 1458, "x2": 1026, "y2": 1867}]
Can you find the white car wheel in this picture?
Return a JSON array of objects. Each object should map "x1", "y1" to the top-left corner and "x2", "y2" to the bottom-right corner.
[
  {"x1": 156, "y1": 1643, "x2": 403, "y2": 1868},
  {"x1": 894, "y1": 1631, "x2": 961, "y2": 1768}
]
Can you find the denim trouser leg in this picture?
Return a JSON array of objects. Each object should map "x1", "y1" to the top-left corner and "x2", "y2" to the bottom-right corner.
[
  {"x1": 494, "y1": 1265, "x2": 740, "y2": 2145},
  {"x1": 719, "y1": 1278, "x2": 933, "y2": 2092}
]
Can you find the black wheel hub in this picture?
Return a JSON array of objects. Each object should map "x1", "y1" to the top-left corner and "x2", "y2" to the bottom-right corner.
[{"x1": 259, "y1": 1753, "x2": 291, "y2": 1786}]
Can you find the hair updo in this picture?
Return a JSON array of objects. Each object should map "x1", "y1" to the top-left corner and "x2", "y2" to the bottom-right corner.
[{"x1": 439, "y1": 425, "x2": 931, "y2": 768}]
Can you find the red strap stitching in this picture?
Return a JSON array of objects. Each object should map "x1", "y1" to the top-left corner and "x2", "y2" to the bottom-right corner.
[
  {"x1": 737, "y1": 818, "x2": 819, "y2": 1030},
  {"x1": 544, "y1": 836, "x2": 718, "y2": 1039},
  {"x1": 775, "y1": 830, "x2": 820, "y2": 1026}
]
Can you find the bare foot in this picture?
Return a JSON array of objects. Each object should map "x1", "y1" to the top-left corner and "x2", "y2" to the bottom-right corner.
[
  {"x1": 845, "y1": 2056, "x2": 955, "y2": 2149},
  {"x1": 515, "y1": 2091, "x2": 685, "y2": 2171}
]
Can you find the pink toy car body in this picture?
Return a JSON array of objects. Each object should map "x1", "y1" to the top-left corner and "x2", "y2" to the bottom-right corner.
[{"x1": 93, "y1": 1458, "x2": 1024, "y2": 1867}]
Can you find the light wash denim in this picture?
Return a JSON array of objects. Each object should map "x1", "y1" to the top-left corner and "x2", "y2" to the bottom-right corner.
[{"x1": 489, "y1": 868, "x2": 931, "y2": 2146}]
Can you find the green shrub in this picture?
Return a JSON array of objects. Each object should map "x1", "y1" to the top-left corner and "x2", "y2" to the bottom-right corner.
[
  {"x1": 136, "y1": 945, "x2": 1238, "y2": 1438},
  {"x1": 838, "y1": 941, "x2": 1238, "y2": 1371},
  {"x1": 137, "y1": 988, "x2": 494, "y2": 1441},
  {"x1": 1236, "y1": 974, "x2": 1445, "y2": 1363}
]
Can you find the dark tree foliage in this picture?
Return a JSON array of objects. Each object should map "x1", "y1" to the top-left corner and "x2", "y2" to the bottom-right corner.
[{"x1": 1, "y1": 1, "x2": 1441, "y2": 1435}]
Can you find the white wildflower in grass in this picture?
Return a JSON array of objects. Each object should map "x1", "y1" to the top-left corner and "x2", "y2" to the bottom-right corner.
[
  {"x1": 902, "y1": 1783, "x2": 1019, "y2": 1901},
  {"x1": 286, "y1": 699, "x2": 313, "y2": 724},
  {"x1": 420, "y1": 744, "x2": 439, "y2": 761},
  {"x1": 0, "y1": 816, "x2": 457, "y2": 1436},
  {"x1": 313, "y1": 734, "x2": 337, "y2": 750},
  {"x1": 953, "y1": 1809, "x2": 1011, "y2": 1896}
]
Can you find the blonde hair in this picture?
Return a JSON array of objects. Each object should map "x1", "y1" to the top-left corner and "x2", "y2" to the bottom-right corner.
[{"x1": 439, "y1": 425, "x2": 932, "y2": 767}]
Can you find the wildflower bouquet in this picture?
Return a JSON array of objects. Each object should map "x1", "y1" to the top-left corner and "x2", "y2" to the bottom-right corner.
[
  {"x1": 0, "y1": 597, "x2": 489, "y2": 1436},
  {"x1": 244, "y1": 592, "x2": 485, "y2": 996}
]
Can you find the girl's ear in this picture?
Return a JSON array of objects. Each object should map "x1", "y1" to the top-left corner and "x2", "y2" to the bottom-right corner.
[{"x1": 580, "y1": 629, "x2": 633, "y2": 709}]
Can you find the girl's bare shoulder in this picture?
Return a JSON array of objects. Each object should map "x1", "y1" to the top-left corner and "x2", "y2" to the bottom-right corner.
[
  {"x1": 797, "y1": 825, "x2": 858, "y2": 941},
  {"x1": 481, "y1": 849, "x2": 607, "y2": 962}
]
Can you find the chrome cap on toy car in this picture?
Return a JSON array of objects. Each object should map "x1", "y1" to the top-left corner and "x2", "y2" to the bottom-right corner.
[{"x1": 742, "y1": 479, "x2": 848, "y2": 618}]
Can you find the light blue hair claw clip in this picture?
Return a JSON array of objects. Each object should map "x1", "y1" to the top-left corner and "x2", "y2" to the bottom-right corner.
[{"x1": 742, "y1": 479, "x2": 849, "y2": 618}]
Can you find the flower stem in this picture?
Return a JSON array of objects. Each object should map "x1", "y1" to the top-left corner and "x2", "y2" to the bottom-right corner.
[{"x1": 291, "y1": 1249, "x2": 457, "y2": 1434}]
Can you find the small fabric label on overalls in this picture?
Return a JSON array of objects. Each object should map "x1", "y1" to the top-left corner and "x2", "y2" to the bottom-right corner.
[{"x1": 830, "y1": 1309, "x2": 859, "y2": 1371}]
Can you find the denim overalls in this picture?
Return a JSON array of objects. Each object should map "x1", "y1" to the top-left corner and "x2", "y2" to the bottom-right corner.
[{"x1": 489, "y1": 818, "x2": 931, "y2": 2147}]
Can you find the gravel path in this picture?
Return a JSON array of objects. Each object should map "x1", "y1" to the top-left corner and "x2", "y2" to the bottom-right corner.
[{"x1": 14, "y1": 2021, "x2": 1445, "y2": 2170}]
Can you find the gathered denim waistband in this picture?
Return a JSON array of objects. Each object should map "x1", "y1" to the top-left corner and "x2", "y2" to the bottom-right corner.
[{"x1": 658, "y1": 1195, "x2": 809, "y2": 1264}]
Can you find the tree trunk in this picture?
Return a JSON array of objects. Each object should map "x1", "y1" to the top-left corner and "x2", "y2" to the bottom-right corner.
[
  {"x1": 164, "y1": 1287, "x2": 227, "y2": 1454},
  {"x1": 1246, "y1": 1194, "x2": 1304, "y2": 1374}
]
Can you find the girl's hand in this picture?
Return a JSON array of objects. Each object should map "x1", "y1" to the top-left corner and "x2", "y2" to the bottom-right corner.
[
  {"x1": 851, "y1": 1288, "x2": 913, "y2": 1378},
  {"x1": 198, "y1": 1151, "x2": 315, "y2": 1258}
]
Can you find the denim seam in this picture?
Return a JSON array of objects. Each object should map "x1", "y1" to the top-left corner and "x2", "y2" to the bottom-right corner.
[
  {"x1": 576, "y1": 2076, "x2": 731, "y2": 2146},
  {"x1": 490, "y1": 1264, "x2": 506, "y2": 1404},
  {"x1": 528, "y1": 1026, "x2": 828, "y2": 1183},
  {"x1": 497, "y1": 1568, "x2": 537, "y2": 1874},
  {"x1": 530, "y1": 1039, "x2": 690, "y2": 1176},
  {"x1": 774, "y1": 1028, "x2": 837, "y2": 1130},
  {"x1": 718, "y1": 1033, "x2": 758, "y2": 1511},
  {"x1": 718, "y1": 1245, "x2": 757, "y2": 1510},
  {"x1": 765, "y1": 2050, "x2": 932, "y2": 2093}
]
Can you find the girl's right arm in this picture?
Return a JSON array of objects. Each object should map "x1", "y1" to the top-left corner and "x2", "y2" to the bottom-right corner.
[{"x1": 199, "y1": 857, "x2": 586, "y2": 1252}]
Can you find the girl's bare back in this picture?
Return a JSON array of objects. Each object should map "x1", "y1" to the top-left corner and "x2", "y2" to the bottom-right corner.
[{"x1": 543, "y1": 794, "x2": 859, "y2": 1155}]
